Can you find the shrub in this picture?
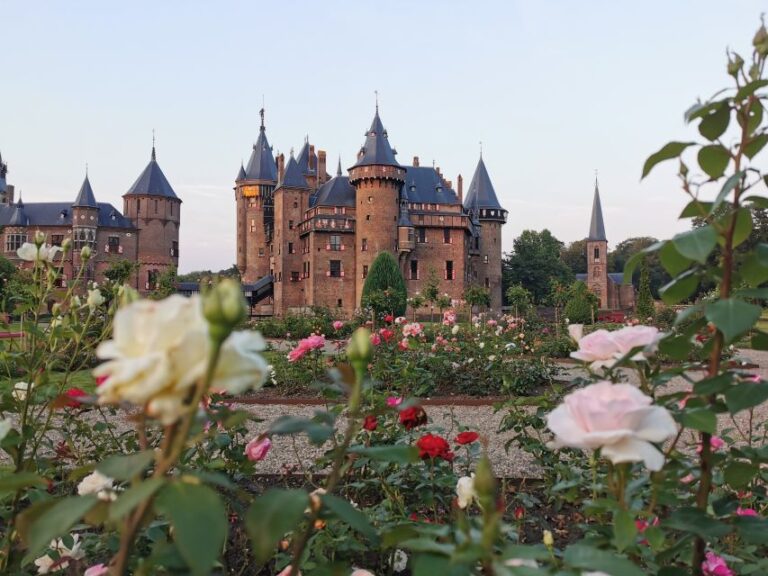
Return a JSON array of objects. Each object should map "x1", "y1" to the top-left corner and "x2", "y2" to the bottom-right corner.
[
  {"x1": 563, "y1": 280, "x2": 597, "y2": 323},
  {"x1": 635, "y1": 260, "x2": 655, "y2": 320},
  {"x1": 361, "y1": 252, "x2": 407, "y2": 318}
]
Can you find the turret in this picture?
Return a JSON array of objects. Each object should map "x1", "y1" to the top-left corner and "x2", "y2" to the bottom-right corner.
[
  {"x1": 586, "y1": 178, "x2": 609, "y2": 308},
  {"x1": 123, "y1": 143, "x2": 181, "y2": 292},
  {"x1": 72, "y1": 173, "x2": 100, "y2": 278},
  {"x1": 464, "y1": 155, "x2": 506, "y2": 309},
  {"x1": 348, "y1": 106, "x2": 406, "y2": 306}
]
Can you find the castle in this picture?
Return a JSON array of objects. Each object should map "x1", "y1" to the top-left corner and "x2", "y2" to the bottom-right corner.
[
  {"x1": 0, "y1": 146, "x2": 180, "y2": 291},
  {"x1": 234, "y1": 107, "x2": 508, "y2": 317}
]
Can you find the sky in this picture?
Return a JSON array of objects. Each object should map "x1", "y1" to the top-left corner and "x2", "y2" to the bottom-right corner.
[{"x1": 2, "y1": 1, "x2": 766, "y2": 272}]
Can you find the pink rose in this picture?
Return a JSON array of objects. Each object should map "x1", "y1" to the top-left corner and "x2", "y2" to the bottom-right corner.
[
  {"x1": 697, "y1": 436, "x2": 725, "y2": 453},
  {"x1": 702, "y1": 551, "x2": 734, "y2": 576},
  {"x1": 387, "y1": 396, "x2": 403, "y2": 407},
  {"x1": 546, "y1": 381, "x2": 677, "y2": 471},
  {"x1": 611, "y1": 325, "x2": 662, "y2": 359},
  {"x1": 402, "y1": 323, "x2": 422, "y2": 337},
  {"x1": 85, "y1": 565, "x2": 110, "y2": 576},
  {"x1": 276, "y1": 567, "x2": 301, "y2": 576},
  {"x1": 569, "y1": 329, "x2": 620, "y2": 368},
  {"x1": 245, "y1": 436, "x2": 272, "y2": 461},
  {"x1": 332, "y1": 320, "x2": 344, "y2": 331},
  {"x1": 370, "y1": 333, "x2": 381, "y2": 346},
  {"x1": 736, "y1": 507, "x2": 758, "y2": 517}
]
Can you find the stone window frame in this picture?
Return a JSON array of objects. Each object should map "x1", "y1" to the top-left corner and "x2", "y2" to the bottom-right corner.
[{"x1": 5, "y1": 233, "x2": 26, "y2": 253}]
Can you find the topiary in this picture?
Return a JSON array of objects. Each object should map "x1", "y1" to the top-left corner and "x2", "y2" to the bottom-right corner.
[
  {"x1": 361, "y1": 252, "x2": 407, "y2": 317},
  {"x1": 635, "y1": 260, "x2": 655, "y2": 321}
]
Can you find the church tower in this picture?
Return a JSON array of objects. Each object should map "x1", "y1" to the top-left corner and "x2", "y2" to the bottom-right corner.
[
  {"x1": 236, "y1": 108, "x2": 278, "y2": 283},
  {"x1": 122, "y1": 144, "x2": 181, "y2": 293},
  {"x1": 464, "y1": 155, "x2": 507, "y2": 310},
  {"x1": 586, "y1": 179, "x2": 609, "y2": 309},
  {"x1": 348, "y1": 106, "x2": 406, "y2": 306}
]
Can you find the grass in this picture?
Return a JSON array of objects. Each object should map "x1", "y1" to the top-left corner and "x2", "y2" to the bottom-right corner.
[{"x1": 0, "y1": 369, "x2": 95, "y2": 393}]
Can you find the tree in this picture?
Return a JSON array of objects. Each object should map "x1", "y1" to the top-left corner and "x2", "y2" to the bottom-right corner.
[
  {"x1": 104, "y1": 259, "x2": 139, "y2": 286},
  {"x1": 407, "y1": 293, "x2": 425, "y2": 321},
  {"x1": 505, "y1": 284, "x2": 532, "y2": 318},
  {"x1": 0, "y1": 255, "x2": 17, "y2": 305},
  {"x1": 609, "y1": 236, "x2": 669, "y2": 298},
  {"x1": 503, "y1": 229, "x2": 574, "y2": 304},
  {"x1": 563, "y1": 280, "x2": 599, "y2": 324},
  {"x1": 150, "y1": 266, "x2": 178, "y2": 300},
  {"x1": 635, "y1": 260, "x2": 655, "y2": 320},
  {"x1": 548, "y1": 279, "x2": 570, "y2": 330},
  {"x1": 464, "y1": 285, "x2": 490, "y2": 317},
  {"x1": 361, "y1": 252, "x2": 407, "y2": 319},
  {"x1": 422, "y1": 268, "x2": 440, "y2": 322},
  {"x1": 560, "y1": 239, "x2": 588, "y2": 275}
]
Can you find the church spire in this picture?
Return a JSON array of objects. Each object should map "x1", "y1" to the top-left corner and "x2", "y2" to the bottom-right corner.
[
  {"x1": 336, "y1": 157, "x2": 342, "y2": 177},
  {"x1": 588, "y1": 176, "x2": 607, "y2": 241}
]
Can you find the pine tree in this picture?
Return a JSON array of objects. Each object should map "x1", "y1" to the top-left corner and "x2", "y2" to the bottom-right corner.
[
  {"x1": 361, "y1": 252, "x2": 407, "y2": 318},
  {"x1": 635, "y1": 260, "x2": 655, "y2": 321}
]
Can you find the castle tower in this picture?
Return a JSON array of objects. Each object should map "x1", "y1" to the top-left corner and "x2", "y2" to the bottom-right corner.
[
  {"x1": 122, "y1": 144, "x2": 181, "y2": 292},
  {"x1": 586, "y1": 179, "x2": 609, "y2": 309},
  {"x1": 463, "y1": 155, "x2": 507, "y2": 310},
  {"x1": 0, "y1": 151, "x2": 15, "y2": 205},
  {"x1": 272, "y1": 152, "x2": 309, "y2": 314},
  {"x1": 348, "y1": 106, "x2": 406, "y2": 306},
  {"x1": 236, "y1": 108, "x2": 278, "y2": 283},
  {"x1": 72, "y1": 173, "x2": 100, "y2": 280}
]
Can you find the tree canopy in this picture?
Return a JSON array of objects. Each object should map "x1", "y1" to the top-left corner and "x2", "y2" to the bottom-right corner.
[{"x1": 502, "y1": 229, "x2": 573, "y2": 304}]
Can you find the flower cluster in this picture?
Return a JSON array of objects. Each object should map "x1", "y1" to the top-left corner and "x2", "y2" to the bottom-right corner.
[
  {"x1": 416, "y1": 433, "x2": 454, "y2": 461},
  {"x1": 287, "y1": 333, "x2": 326, "y2": 362},
  {"x1": 569, "y1": 324, "x2": 662, "y2": 369}
]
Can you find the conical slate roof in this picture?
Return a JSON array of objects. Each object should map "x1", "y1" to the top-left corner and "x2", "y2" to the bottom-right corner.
[
  {"x1": 312, "y1": 175, "x2": 355, "y2": 207},
  {"x1": 126, "y1": 147, "x2": 179, "y2": 200},
  {"x1": 245, "y1": 125, "x2": 278, "y2": 181},
  {"x1": 352, "y1": 108, "x2": 400, "y2": 168},
  {"x1": 463, "y1": 156, "x2": 504, "y2": 212},
  {"x1": 588, "y1": 181, "x2": 607, "y2": 241},
  {"x1": 296, "y1": 141, "x2": 316, "y2": 175},
  {"x1": 73, "y1": 174, "x2": 98, "y2": 208},
  {"x1": 398, "y1": 185, "x2": 412, "y2": 227},
  {"x1": 279, "y1": 154, "x2": 308, "y2": 189},
  {"x1": 236, "y1": 163, "x2": 247, "y2": 182},
  {"x1": 8, "y1": 201, "x2": 27, "y2": 226}
]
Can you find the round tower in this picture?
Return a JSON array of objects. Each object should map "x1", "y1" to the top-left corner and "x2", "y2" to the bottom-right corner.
[
  {"x1": 122, "y1": 144, "x2": 181, "y2": 293},
  {"x1": 348, "y1": 107, "x2": 406, "y2": 306},
  {"x1": 72, "y1": 173, "x2": 100, "y2": 281}
]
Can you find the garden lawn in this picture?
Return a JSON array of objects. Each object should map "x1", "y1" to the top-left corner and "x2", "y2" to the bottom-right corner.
[{"x1": 0, "y1": 369, "x2": 95, "y2": 394}]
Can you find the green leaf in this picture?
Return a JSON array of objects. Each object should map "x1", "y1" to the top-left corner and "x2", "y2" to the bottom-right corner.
[
  {"x1": 660, "y1": 273, "x2": 699, "y2": 305},
  {"x1": 679, "y1": 200, "x2": 712, "y2": 219},
  {"x1": 245, "y1": 489, "x2": 308, "y2": 564},
  {"x1": 98, "y1": 450, "x2": 155, "y2": 481},
  {"x1": 155, "y1": 482, "x2": 228, "y2": 576},
  {"x1": 724, "y1": 382, "x2": 768, "y2": 414},
  {"x1": 664, "y1": 507, "x2": 732, "y2": 539},
  {"x1": 563, "y1": 543, "x2": 645, "y2": 576},
  {"x1": 752, "y1": 330, "x2": 768, "y2": 350},
  {"x1": 109, "y1": 477, "x2": 165, "y2": 522},
  {"x1": 642, "y1": 142, "x2": 696, "y2": 179},
  {"x1": 24, "y1": 495, "x2": 99, "y2": 555},
  {"x1": 698, "y1": 101, "x2": 730, "y2": 141},
  {"x1": 697, "y1": 145, "x2": 730, "y2": 180},
  {"x1": 724, "y1": 461, "x2": 758, "y2": 489},
  {"x1": 612, "y1": 509, "x2": 637, "y2": 552},
  {"x1": 412, "y1": 554, "x2": 467, "y2": 576},
  {"x1": 659, "y1": 242, "x2": 693, "y2": 276},
  {"x1": 712, "y1": 171, "x2": 744, "y2": 213},
  {"x1": 659, "y1": 333, "x2": 692, "y2": 360},
  {"x1": 734, "y1": 516, "x2": 768, "y2": 544},
  {"x1": 744, "y1": 194, "x2": 768, "y2": 210},
  {"x1": 693, "y1": 373, "x2": 733, "y2": 395},
  {"x1": 744, "y1": 133, "x2": 768, "y2": 159},
  {"x1": 705, "y1": 298, "x2": 762, "y2": 343},
  {"x1": 741, "y1": 244, "x2": 768, "y2": 286},
  {"x1": 680, "y1": 407, "x2": 717, "y2": 434},
  {"x1": 0, "y1": 472, "x2": 47, "y2": 492},
  {"x1": 735, "y1": 79, "x2": 768, "y2": 101},
  {"x1": 348, "y1": 445, "x2": 419, "y2": 464},
  {"x1": 672, "y1": 226, "x2": 717, "y2": 263},
  {"x1": 729, "y1": 207, "x2": 753, "y2": 248},
  {"x1": 322, "y1": 493, "x2": 378, "y2": 540}
]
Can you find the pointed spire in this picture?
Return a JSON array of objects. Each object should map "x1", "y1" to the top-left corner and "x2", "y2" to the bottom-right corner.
[
  {"x1": 244, "y1": 111, "x2": 277, "y2": 181},
  {"x1": 151, "y1": 129, "x2": 156, "y2": 161},
  {"x1": 259, "y1": 105, "x2": 265, "y2": 131},
  {"x1": 74, "y1": 172, "x2": 99, "y2": 208},
  {"x1": 588, "y1": 176, "x2": 607, "y2": 241},
  {"x1": 280, "y1": 153, "x2": 308, "y2": 189},
  {"x1": 352, "y1": 105, "x2": 400, "y2": 168},
  {"x1": 336, "y1": 157, "x2": 342, "y2": 177},
  {"x1": 236, "y1": 162, "x2": 247, "y2": 182},
  {"x1": 126, "y1": 144, "x2": 179, "y2": 199},
  {"x1": 463, "y1": 156, "x2": 505, "y2": 216}
]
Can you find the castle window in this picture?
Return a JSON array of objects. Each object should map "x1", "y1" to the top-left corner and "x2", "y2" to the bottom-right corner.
[
  {"x1": 483, "y1": 255, "x2": 489, "y2": 264},
  {"x1": 51, "y1": 235, "x2": 64, "y2": 247},
  {"x1": 154, "y1": 199, "x2": 158, "y2": 213},
  {"x1": 107, "y1": 236, "x2": 120, "y2": 254},
  {"x1": 416, "y1": 228, "x2": 427, "y2": 243},
  {"x1": 288, "y1": 242, "x2": 295, "y2": 254},
  {"x1": 278, "y1": 272, "x2": 282, "y2": 282},
  {"x1": 593, "y1": 247, "x2": 600, "y2": 261},
  {"x1": 366, "y1": 215, "x2": 370, "y2": 221},
  {"x1": 293, "y1": 201, "x2": 298, "y2": 209},
  {"x1": 147, "y1": 270, "x2": 158, "y2": 290},
  {"x1": 290, "y1": 271, "x2": 300, "y2": 282},
  {"x1": 410, "y1": 260, "x2": 419, "y2": 280},
  {"x1": 418, "y1": 214, "x2": 424, "y2": 223},
  {"x1": 329, "y1": 260, "x2": 341, "y2": 278},
  {"x1": 443, "y1": 228, "x2": 451, "y2": 244},
  {"x1": 329, "y1": 235, "x2": 342, "y2": 251},
  {"x1": 368, "y1": 196, "x2": 373, "y2": 204},
  {"x1": 362, "y1": 265, "x2": 368, "y2": 279},
  {"x1": 484, "y1": 277, "x2": 490, "y2": 288},
  {"x1": 475, "y1": 237, "x2": 480, "y2": 250},
  {"x1": 250, "y1": 219, "x2": 256, "y2": 232},
  {"x1": 171, "y1": 241, "x2": 179, "y2": 258},
  {"x1": 289, "y1": 220, "x2": 294, "y2": 230},
  {"x1": 258, "y1": 247, "x2": 265, "y2": 257},
  {"x1": 361, "y1": 238, "x2": 368, "y2": 251},
  {"x1": 445, "y1": 260, "x2": 454, "y2": 281},
  {"x1": 137, "y1": 199, "x2": 141, "y2": 213},
  {"x1": 5, "y1": 233, "x2": 27, "y2": 253},
  {"x1": 337, "y1": 298, "x2": 342, "y2": 308}
]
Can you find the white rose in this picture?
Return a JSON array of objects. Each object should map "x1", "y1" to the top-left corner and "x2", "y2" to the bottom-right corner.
[
  {"x1": 567, "y1": 324, "x2": 584, "y2": 342},
  {"x1": 451, "y1": 325, "x2": 460, "y2": 335},
  {"x1": 0, "y1": 419, "x2": 11, "y2": 442},
  {"x1": 569, "y1": 329, "x2": 620, "y2": 368},
  {"x1": 505, "y1": 558, "x2": 539, "y2": 568},
  {"x1": 34, "y1": 534, "x2": 85, "y2": 574},
  {"x1": 546, "y1": 381, "x2": 677, "y2": 471},
  {"x1": 87, "y1": 288, "x2": 106, "y2": 311},
  {"x1": 17, "y1": 243, "x2": 61, "y2": 263},
  {"x1": 456, "y1": 474, "x2": 477, "y2": 509},
  {"x1": 610, "y1": 325, "x2": 662, "y2": 360},
  {"x1": 77, "y1": 470, "x2": 116, "y2": 501},
  {"x1": 210, "y1": 331, "x2": 268, "y2": 394},
  {"x1": 391, "y1": 549, "x2": 408, "y2": 572},
  {"x1": 479, "y1": 342, "x2": 485, "y2": 349},
  {"x1": 12, "y1": 382, "x2": 32, "y2": 401}
]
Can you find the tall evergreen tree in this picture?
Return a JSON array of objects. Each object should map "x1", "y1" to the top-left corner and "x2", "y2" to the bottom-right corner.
[
  {"x1": 635, "y1": 260, "x2": 655, "y2": 320},
  {"x1": 361, "y1": 252, "x2": 407, "y2": 317}
]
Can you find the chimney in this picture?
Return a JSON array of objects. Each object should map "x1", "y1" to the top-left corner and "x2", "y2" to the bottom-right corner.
[
  {"x1": 446, "y1": 180, "x2": 452, "y2": 189},
  {"x1": 318, "y1": 150, "x2": 327, "y2": 183},
  {"x1": 309, "y1": 145, "x2": 316, "y2": 171},
  {"x1": 277, "y1": 153, "x2": 285, "y2": 183},
  {"x1": 413, "y1": 155, "x2": 420, "y2": 167},
  {"x1": 436, "y1": 166, "x2": 442, "y2": 177},
  {"x1": 457, "y1": 174, "x2": 463, "y2": 203}
]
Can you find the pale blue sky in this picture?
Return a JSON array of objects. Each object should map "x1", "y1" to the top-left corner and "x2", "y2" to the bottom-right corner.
[{"x1": 2, "y1": 1, "x2": 765, "y2": 272}]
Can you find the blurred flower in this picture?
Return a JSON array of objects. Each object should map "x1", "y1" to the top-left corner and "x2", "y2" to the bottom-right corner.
[
  {"x1": 451, "y1": 324, "x2": 460, "y2": 335},
  {"x1": 363, "y1": 415, "x2": 378, "y2": 431},
  {"x1": 86, "y1": 288, "x2": 105, "y2": 311},
  {"x1": 697, "y1": 436, "x2": 726, "y2": 453},
  {"x1": 546, "y1": 381, "x2": 677, "y2": 471},
  {"x1": 399, "y1": 406, "x2": 427, "y2": 430},
  {"x1": 736, "y1": 507, "x2": 758, "y2": 517},
  {"x1": 276, "y1": 566, "x2": 301, "y2": 576},
  {"x1": 34, "y1": 534, "x2": 85, "y2": 574},
  {"x1": 402, "y1": 322, "x2": 422, "y2": 337},
  {"x1": 543, "y1": 529, "x2": 554, "y2": 548},
  {"x1": 391, "y1": 550, "x2": 408, "y2": 572},
  {"x1": 397, "y1": 338, "x2": 409, "y2": 351},
  {"x1": 702, "y1": 551, "x2": 734, "y2": 576},
  {"x1": 394, "y1": 316, "x2": 406, "y2": 325},
  {"x1": 569, "y1": 329, "x2": 619, "y2": 368},
  {"x1": 17, "y1": 242, "x2": 61, "y2": 263},
  {"x1": 288, "y1": 333, "x2": 326, "y2": 362},
  {"x1": 384, "y1": 314, "x2": 394, "y2": 323},
  {"x1": 416, "y1": 433, "x2": 454, "y2": 461},
  {"x1": 84, "y1": 565, "x2": 109, "y2": 576},
  {"x1": 504, "y1": 559, "x2": 539, "y2": 568},
  {"x1": 64, "y1": 388, "x2": 88, "y2": 408},
  {"x1": 456, "y1": 474, "x2": 476, "y2": 509},
  {"x1": 332, "y1": 320, "x2": 344, "y2": 331},
  {"x1": 0, "y1": 419, "x2": 11, "y2": 443},
  {"x1": 244, "y1": 436, "x2": 271, "y2": 461},
  {"x1": 455, "y1": 431, "x2": 479, "y2": 445},
  {"x1": 13, "y1": 381, "x2": 32, "y2": 401},
  {"x1": 387, "y1": 396, "x2": 403, "y2": 407},
  {"x1": 78, "y1": 470, "x2": 116, "y2": 501},
  {"x1": 379, "y1": 328, "x2": 395, "y2": 343}
]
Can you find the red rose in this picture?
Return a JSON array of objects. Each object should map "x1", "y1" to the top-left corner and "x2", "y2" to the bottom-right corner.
[
  {"x1": 384, "y1": 314, "x2": 394, "y2": 323},
  {"x1": 399, "y1": 406, "x2": 428, "y2": 430},
  {"x1": 416, "y1": 433, "x2": 453, "y2": 461},
  {"x1": 64, "y1": 388, "x2": 87, "y2": 408},
  {"x1": 455, "y1": 431, "x2": 479, "y2": 445},
  {"x1": 379, "y1": 328, "x2": 395, "y2": 343},
  {"x1": 363, "y1": 415, "x2": 378, "y2": 431}
]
